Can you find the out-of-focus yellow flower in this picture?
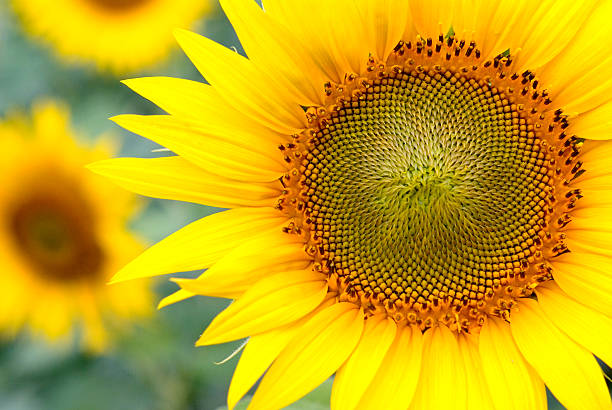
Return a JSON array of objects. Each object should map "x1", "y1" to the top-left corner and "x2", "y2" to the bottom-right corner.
[
  {"x1": 92, "y1": 0, "x2": 612, "y2": 408},
  {"x1": 10, "y1": 0, "x2": 212, "y2": 74},
  {"x1": 0, "y1": 101, "x2": 152, "y2": 351}
]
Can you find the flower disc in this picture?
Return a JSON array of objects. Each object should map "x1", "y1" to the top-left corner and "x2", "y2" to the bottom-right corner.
[
  {"x1": 280, "y1": 38, "x2": 579, "y2": 331},
  {"x1": 9, "y1": 176, "x2": 103, "y2": 282}
]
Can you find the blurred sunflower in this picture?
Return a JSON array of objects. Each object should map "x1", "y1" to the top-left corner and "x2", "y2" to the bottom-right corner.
[
  {"x1": 0, "y1": 101, "x2": 152, "y2": 352},
  {"x1": 91, "y1": 0, "x2": 612, "y2": 408},
  {"x1": 10, "y1": 0, "x2": 212, "y2": 74}
]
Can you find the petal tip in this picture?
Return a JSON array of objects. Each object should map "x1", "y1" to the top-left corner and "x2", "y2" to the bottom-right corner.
[
  {"x1": 108, "y1": 114, "x2": 128, "y2": 127},
  {"x1": 173, "y1": 27, "x2": 197, "y2": 44},
  {"x1": 195, "y1": 326, "x2": 219, "y2": 347},
  {"x1": 107, "y1": 273, "x2": 125, "y2": 285},
  {"x1": 109, "y1": 114, "x2": 134, "y2": 125},
  {"x1": 84, "y1": 160, "x2": 102, "y2": 173},
  {"x1": 120, "y1": 79, "x2": 142, "y2": 92},
  {"x1": 108, "y1": 263, "x2": 151, "y2": 284},
  {"x1": 195, "y1": 334, "x2": 208, "y2": 347},
  {"x1": 85, "y1": 159, "x2": 121, "y2": 179},
  {"x1": 156, "y1": 300, "x2": 168, "y2": 310}
]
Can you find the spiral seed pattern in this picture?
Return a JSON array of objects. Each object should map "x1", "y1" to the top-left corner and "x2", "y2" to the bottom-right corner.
[{"x1": 278, "y1": 37, "x2": 582, "y2": 331}]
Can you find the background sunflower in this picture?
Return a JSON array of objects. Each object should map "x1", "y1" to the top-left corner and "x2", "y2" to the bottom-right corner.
[
  {"x1": 10, "y1": 0, "x2": 213, "y2": 74},
  {"x1": 0, "y1": 100, "x2": 153, "y2": 351}
]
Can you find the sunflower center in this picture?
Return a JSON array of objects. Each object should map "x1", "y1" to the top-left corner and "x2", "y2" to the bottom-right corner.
[
  {"x1": 280, "y1": 37, "x2": 582, "y2": 331},
  {"x1": 9, "y1": 179, "x2": 104, "y2": 282},
  {"x1": 86, "y1": 0, "x2": 150, "y2": 12}
]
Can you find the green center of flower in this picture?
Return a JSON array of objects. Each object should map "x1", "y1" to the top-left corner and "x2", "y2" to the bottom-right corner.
[
  {"x1": 305, "y1": 65, "x2": 551, "y2": 302},
  {"x1": 9, "y1": 180, "x2": 104, "y2": 282},
  {"x1": 280, "y1": 37, "x2": 581, "y2": 330}
]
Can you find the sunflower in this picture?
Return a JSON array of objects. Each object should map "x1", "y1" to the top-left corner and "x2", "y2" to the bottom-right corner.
[
  {"x1": 10, "y1": 0, "x2": 212, "y2": 74},
  {"x1": 0, "y1": 101, "x2": 152, "y2": 351},
  {"x1": 91, "y1": 0, "x2": 612, "y2": 408}
]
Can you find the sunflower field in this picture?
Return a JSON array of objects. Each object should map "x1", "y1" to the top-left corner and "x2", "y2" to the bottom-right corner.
[{"x1": 0, "y1": 1, "x2": 611, "y2": 410}]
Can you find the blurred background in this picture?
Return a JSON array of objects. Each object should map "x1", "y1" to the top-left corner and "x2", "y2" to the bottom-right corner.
[{"x1": 0, "y1": 1, "x2": 608, "y2": 409}]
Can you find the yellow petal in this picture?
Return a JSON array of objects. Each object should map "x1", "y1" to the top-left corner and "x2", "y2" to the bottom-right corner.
[
  {"x1": 537, "y1": 281, "x2": 612, "y2": 366},
  {"x1": 88, "y1": 156, "x2": 281, "y2": 208},
  {"x1": 571, "y1": 140, "x2": 612, "y2": 187},
  {"x1": 331, "y1": 0, "x2": 374, "y2": 74},
  {"x1": 359, "y1": 0, "x2": 412, "y2": 61},
  {"x1": 479, "y1": 317, "x2": 546, "y2": 410},
  {"x1": 454, "y1": 0, "x2": 595, "y2": 73},
  {"x1": 537, "y1": 1, "x2": 612, "y2": 115},
  {"x1": 549, "y1": 253, "x2": 612, "y2": 317},
  {"x1": 229, "y1": 328, "x2": 295, "y2": 410},
  {"x1": 122, "y1": 76, "x2": 226, "y2": 119},
  {"x1": 573, "y1": 175, "x2": 612, "y2": 192},
  {"x1": 572, "y1": 189, "x2": 612, "y2": 210},
  {"x1": 356, "y1": 325, "x2": 423, "y2": 410},
  {"x1": 570, "y1": 104, "x2": 612, "y2": 140},
  {"x1": 108, "y1": 208, "x2": 284, "y2": 283},
  {"x1": 174, "y1": 229, "x2": 311, "y2": 299},
  {"x1": 220, "y1": 0, "x2": 325, "y2": 106},
  {"x1": 509, "y1": 0, "x2": 597, "y2": 73},
  {"x1": 263, "y1": 0, "x2": 363, "y2": 80},
  {"x1": 196, "y1": 270, "x2": 327, "y2": 346},
  {"x1": 578, "y1": 139, "x2": 612, "y2": 161},
  {"x1": 122, "y1": 76, "x2": 290, "y2": 142},
  {"x1": 157, "y1": 289, "x2": 194, "y2": 309},
  {"x1": 452, "y1": 0, "x2": 512, "y2": 60},
  {"x1": 409, "y1": 325, "x2": 466, "y2": 410},
  {"x1": 566, "y1": 229, "x2": 612, "y2": 253},
  {"x1": 555, "y1": 67, "x2": 612, "y2": 119},
  {"x1": 457, "y1": 333, "x2": 494, "y2": 409},
  {"x1": 409, "y1": 0, "x2": 454, "y2": 39},
  {"x1": 111, "y1": 115, "x2": 285, "y2": 182},
  {"x1": 331, "y1": 315, "x2": 397, "y2": 410},
  {"x1": 227, "y1": 296, "x2": 336, "y2": 410},
  {"x1": 248, "y1": 303, "x2": 364, "y2": 410},
  {"x1": 511, "y1": 298, "x2": 611, "y2": 410},
  {"x1": 173, "y1": 28, "x2": 306, "y2": 134},
  {"x1": 570, "y1": 206, "x2": 612, "y2": 224}
]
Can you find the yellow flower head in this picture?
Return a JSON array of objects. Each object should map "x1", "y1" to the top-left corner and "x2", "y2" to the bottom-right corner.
[
  {"x1": 10, "y1": 0, "x2": 212, "y2": 73},
  {"x1": 92, "y1": 0, "x2": 612, "y2": 408},
  {"x1": 1, "y1": 101, "x2": 152, "y2": 352}
]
